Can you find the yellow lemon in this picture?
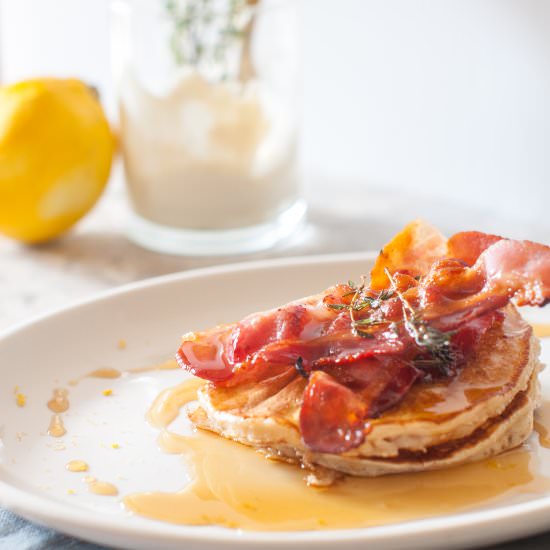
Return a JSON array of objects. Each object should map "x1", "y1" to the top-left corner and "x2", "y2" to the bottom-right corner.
[{"x1": 0, "y1": 78, "x2": 115, "y2": 243}]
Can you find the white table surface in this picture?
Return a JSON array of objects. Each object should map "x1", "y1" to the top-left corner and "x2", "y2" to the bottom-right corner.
[{"x1": 0, "y1": 171, "x2": 549, "y2": 549}]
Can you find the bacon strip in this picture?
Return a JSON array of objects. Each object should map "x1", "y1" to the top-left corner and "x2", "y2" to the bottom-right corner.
[
  {"x1": 260, "y1": 328, "x2": 408, "y2": 371},
  {"x1": 176, "y1": 224, "x2": 550, "y2": 454},
  {"x1": 177, "y1": 326, "x2": 232, "y2": 382},
  {"x1": 300, "y1": 371, "x2": 368, "y2": 454},
  {"x1": 446, "y1": 231, "x2": 502, "y2": 266},
  {"x1": 227, "y1": 304, "x2": 311, "y2": 364},
  {"x1": 480, "y1": 239, "x2": 550, "y2": 305},
  {"x1": 299, "y1": 361, "x2": 420, "y2": 454},
  {"x1": 422, "y1": 239, "x2": 550, "y2": 328},
  {"x1": 370, "y1": 220, "x2": 447, "y2": 289}
]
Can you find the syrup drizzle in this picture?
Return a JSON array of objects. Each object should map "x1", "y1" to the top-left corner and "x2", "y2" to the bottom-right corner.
[
  {"x1": 83, "y1": 476, "x2": 119, "y2": 496},
  {"x1": 87, "y1": 368, "x2": 122, "y2": 380},
  {"x1": 47, "y1": 388, "x2": 69, "y2": 413},
  {"x1": 123, "y1": 379, "x2": 550, "y2": 531},
  {"x1": 68, "y1": 360, "x2": 178, "y2": 386},
  {"x1": 47, "y1": 415, "x2": 66, "y2": 438},
  {"x1": 66, "y1": 460, "x2": 89, "y2": 473},
  {"x1": 532, "y1": 323, "x2": 550, "y2": 339}
]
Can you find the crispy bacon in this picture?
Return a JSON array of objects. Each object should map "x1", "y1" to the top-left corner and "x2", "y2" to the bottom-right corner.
[
  {"x1": 300, "y1": 311, "x2": 497, "y2": 452},
  {"x1": 370, "y1": 220, "x2": 447, "y2": 289},
  {"x1": 422, "y1": 239, "x2": 550, "y2": 328},
  {"x1": 299, "y1": 360, "x2": 419, "y2": 454},
  {"x1": 177, "y1": 326, "x2": 232, "y2": 382},
  {"x1": 446, "y1": 231, "x2": 502, "y2": 266},
  {"x1": 176, "y1": 221, "x2": 550, "y2": 454},
  {"x1": 227, "y1": 304, "x2": 311, "y2": 364},
  {"x1": 480, "y1": 239, "x2": 550, "y2": 305},
  {"x1": 260, "y1": 328, "x2": 408, "y2": 371},
  {"x1": 300, "y1": 371, "x2": 368, "y2": 454}
]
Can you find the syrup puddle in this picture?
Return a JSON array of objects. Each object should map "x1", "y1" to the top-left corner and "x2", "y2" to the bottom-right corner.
[
  {"x1": 47, "y1": 388, "x2": 69, "y2": 413},
  {"x1": 47, "y1": 415, "x2": 66, "y2": 438},
  {"x1": 123, "y1": 379, "x2": 550, "y2": 531},
  {"x1": 86, "y1": 368, "x2": 121, "y2": 380},
  {"x1": 532, "y1": 323, "x2": 550, "y2": 339},
  {"x1": 66, "y1": 460, "x2": 89, "y2": 473},
  {"x1": 68, "y1": 360, "x2": 178, "y2": 386},
  {"x1": 146, "y1": 378, "x2": 205, "y2": 429},
  {"x1": 83, "y1": 476, "x2": 118, "y2": 496}
]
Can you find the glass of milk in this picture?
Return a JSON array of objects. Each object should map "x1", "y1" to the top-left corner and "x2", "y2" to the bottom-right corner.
[{"x1": 110, "y1": 0, "x2": 304, "y2": 255}]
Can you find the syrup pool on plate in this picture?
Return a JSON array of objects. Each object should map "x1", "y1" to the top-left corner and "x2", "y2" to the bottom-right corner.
[
  {"x1": 66, "y1": 460, "x2": 89, "y2": 473},
  {"x1": 532, "y1": 323, "x2": 550, "y2": 338},
  {"x1": 122, "y1": 379, "x2": 550, "y2": 531},
  {"x1": 47, "y1": 388, "x2": 69, "y2": 413},
  {"x1": 47, "y1": 414, "x2": 66, "y2": 438},
  {"x1": 86, "y1": 479, "x2": 119, "y2": 497}
]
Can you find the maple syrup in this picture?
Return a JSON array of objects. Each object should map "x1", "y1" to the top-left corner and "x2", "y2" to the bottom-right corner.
[
  {"x1": 69, "y1": 360, "x2": 178, "y2": 386},
  {"x1": 124, "y1": 380, "x2": 550, "y2": 531},
  {"x1": 83, "y1": 476, "x2": 119, "y2": 496},
  {"x1": 66, "y1": 460, "x2": 89, "y2": 473},
  {"x1": 532, "y1": 323, "x2": 550, "y2": 339},
  {"x1": 47, "y1": 414, "x2": 66, "y2": 438},
  {"x1": 47, "y1": 388, "x2": 69, "y2": 413}
]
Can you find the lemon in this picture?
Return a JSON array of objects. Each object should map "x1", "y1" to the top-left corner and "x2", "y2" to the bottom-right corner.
[{"x1": 0, "y1": 78, "x2": 115, "y2": 243}]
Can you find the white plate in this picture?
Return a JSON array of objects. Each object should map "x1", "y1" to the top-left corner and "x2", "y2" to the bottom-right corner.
[{"x1": 1, "y1": 252, "x2": 550, "y2": 550}]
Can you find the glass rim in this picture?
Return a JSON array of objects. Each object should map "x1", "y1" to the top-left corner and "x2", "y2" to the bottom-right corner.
[
  {"x1": 110, "y1": 0, "x2": 293, "y2": 16},
  {"x1": 109, "y1": 0, "x2": 298, "y2": 13}
]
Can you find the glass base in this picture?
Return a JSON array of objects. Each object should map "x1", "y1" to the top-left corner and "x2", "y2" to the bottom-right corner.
[{"x1": 127, "y1": 199, "x2": 307, "y2": 256}]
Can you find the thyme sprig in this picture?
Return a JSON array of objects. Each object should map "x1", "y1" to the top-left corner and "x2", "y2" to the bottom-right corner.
[
  {"x1": 383, "y1": 268, "x2": 455, "y2": 374},
  {"x1": 348, "y1": 277, "x2": 371, "y2": 338},
  {"x1": 327, "y1": 270, "x2": 457, "y2": 376},
  {"x1": 327, "y1": 277, "x2": 394, "y2": 338}
]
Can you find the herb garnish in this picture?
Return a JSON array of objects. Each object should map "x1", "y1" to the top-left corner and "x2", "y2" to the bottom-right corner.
[
  {"x1": 384, "y1": 268, "x2": 456, "y2": 374},
  {"x1": 326, "y1": 303, "x2": 348, "y2": 312},
  {"x1": 328, "y1": 270, "x2": 456, "y2": 375},
  {"x1": 327, "y1": 277, "x2": 394, "y2": 338}
]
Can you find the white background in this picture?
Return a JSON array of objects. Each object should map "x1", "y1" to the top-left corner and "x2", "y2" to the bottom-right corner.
[{"x1": 0, "y1": 0, "x2": 549, "y2": 227}]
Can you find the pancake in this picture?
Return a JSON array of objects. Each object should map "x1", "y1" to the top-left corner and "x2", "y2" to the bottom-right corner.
[{"x1": 190, "y1": 306, "x2": 543, "y2": 478}]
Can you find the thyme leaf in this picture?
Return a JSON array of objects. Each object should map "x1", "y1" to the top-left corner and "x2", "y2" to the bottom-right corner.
[
  {"x1": 378, "y1": 289, "x2": 395, "y2": 301},
  {"x1": 326, "y1": 303, "x2": 348, "y2": 311},
  {"x1": 404, "y1": 316, "x2": 454, "y2": 364},
  {"x1": 384, "y1": 268, "x2": 455, "y2": 372},
  {"x1": 325, "y1": 276, "x2": 398, "y2": 338}
]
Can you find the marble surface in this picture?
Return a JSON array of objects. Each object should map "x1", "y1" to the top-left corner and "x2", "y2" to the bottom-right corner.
[{"x1": 0, "y1": 174, "x2": 549, "y2": 549}]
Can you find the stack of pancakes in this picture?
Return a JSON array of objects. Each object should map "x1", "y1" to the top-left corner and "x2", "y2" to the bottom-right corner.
[{"x1": 191, "y1": 306, "x2": 542, "y2": 477}]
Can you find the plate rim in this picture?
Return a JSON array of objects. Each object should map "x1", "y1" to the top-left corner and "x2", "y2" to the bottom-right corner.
[
  {"x1": 0, "y1": 250, "x2": 375, "y2": 343},
  {"x1": 1, "y1": 249, "x2": 549, "y2": 548}
]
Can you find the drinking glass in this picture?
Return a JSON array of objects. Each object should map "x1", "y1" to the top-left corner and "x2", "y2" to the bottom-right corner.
[{"x1": 110, "y1": 0, "x2": 304, "y2": 255}]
